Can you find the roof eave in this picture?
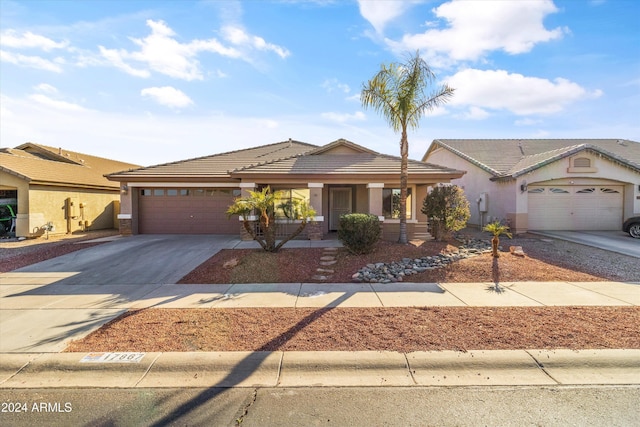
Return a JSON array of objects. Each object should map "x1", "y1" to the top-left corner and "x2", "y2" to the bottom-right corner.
[{"x1": 0, "y1": 166, "x2": 32, "y2": 182}]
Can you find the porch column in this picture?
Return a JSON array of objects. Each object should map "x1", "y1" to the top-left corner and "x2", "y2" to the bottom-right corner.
[
  {"x1": 117, "y1": 183, "x2": 133, "y2": 235},
  {"x1": 307, "y1": 183, "x2": 324, "y2": 240},
  {"x1": 238, "y1": 182, "x2": 256, "y2": 240}
]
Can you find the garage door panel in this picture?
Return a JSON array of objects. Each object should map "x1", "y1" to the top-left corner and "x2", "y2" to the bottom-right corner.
[
  {"x1": 528, "y1": 185, "x2": 622, "y2": 231},
  {"x1": 138, "y1": 188, "x2": 237, "y2": 234}
]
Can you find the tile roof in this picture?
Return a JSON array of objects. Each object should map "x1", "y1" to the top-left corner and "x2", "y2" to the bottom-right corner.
[
  {"x1": 234, "y1": 153, "x2": 464, "y2": 178},
  {"x1": 107, "y1": 140, "x2": 317, "y2": 180},
  {"x1": 0, "y1": 143, "x2": 140, "y2": 189},
  {"x1": 424, "y1": 139, "x2": 640, "y2": 178}
]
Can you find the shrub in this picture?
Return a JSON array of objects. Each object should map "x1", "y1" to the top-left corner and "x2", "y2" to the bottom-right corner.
[
  {"x1": 338, "y1": 213, "x2": 381, "y2": 254},
  {"x1": 421, "y1": 185, "x2": 470, "y2": 241}
]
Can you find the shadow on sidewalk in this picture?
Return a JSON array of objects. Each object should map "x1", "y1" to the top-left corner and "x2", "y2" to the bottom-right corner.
[{"x1": 147, "y1": 291, "x2": 355, "y2": 426}]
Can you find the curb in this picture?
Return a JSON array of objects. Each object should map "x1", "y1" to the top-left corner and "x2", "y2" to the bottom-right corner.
[{"x1": 1, "y1": 349, "x2": 639, "y2": 389}]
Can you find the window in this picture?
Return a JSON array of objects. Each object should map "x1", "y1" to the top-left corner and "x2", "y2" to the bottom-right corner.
[
  {"x1": 601, "y1": 188, "x2": 620, "y2": 194},
  {"x1": 153, "y1": 189, "x2": 164, "y2": 196},
  {"x1": 140, "y1": 189, "x2": 152, "y2": 196},
  {"x1": 576, "y1": 188, "x2": 595, "y2": 194},
  {"x1": 528, "y1": 188, "x2": 544, "y2": 194},
  {"x1": 275, "y1": 188, "x2": 310, "y2": 219},
  {"x1": 166, "y1": 189, "x2": 178, "y2": 196},
  {"x1": 382, "y1": 188, "x2": 412, "y2": 219},
  {"x1": 549, "y1": 188, "x2": 569, "y2": 194}
]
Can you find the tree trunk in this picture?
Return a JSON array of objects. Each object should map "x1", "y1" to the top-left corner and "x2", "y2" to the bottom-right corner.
[
  {"x1": 492, "y1": 236, "x2": 500, "y2": 258},
  {"x1": 398, "y1": 128, "x2": 409, "y2": 244}
]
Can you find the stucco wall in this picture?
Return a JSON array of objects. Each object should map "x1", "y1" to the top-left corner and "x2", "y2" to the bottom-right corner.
[
  {"x1": 27, "y1": 185, "x2": 119, "y2": 237},
  {"x1": 426, "y1": 147, "x2": 640, "y2": 232},
  {"x1": 425, "y1": 148, "x2": 514, "y2": 227}
]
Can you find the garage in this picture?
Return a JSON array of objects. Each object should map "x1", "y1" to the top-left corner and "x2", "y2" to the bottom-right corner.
[
  {"x1": 528, "y1": 185, "x2": 623, "y2": 230},
  {"x1": 138, "y1": 188, "x2": 240, "y2": 234}
]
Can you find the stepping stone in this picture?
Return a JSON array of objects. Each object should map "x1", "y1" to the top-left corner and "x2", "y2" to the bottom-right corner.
[
  {"x1": 311, "y1": 275, "x2": 328, "y2": 281},
  {"x1": 323, "y1": 247, "x2": 339, "y2": 252},
  {"x1": 320, "y1": 261, "x2": 337, "y2": 266},
  {"x1": 320, "y1": 256, "x2": 336, "y2": 261},
  {"x1": 316, "y1": 268, "x2": 335, "y2": 274}
]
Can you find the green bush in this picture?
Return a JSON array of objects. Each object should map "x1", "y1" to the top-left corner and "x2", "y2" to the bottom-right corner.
[
  {"x1": 338, "y1": 213, "x2": 381, "y2": 254},
  {"x1": 421, "y1": 185, "x2": 470, "y2": 241}
]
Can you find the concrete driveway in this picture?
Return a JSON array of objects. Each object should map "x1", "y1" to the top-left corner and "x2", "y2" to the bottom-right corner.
[
  {"x1": 530, "y1": 230, "x2": 640, "y2": 258},
  {"x1": 14, "y1": 234, "x2": 240, "y2": 285},
  {"x1": 0, "y1": 235, "x2": 239, "y2": 352}
]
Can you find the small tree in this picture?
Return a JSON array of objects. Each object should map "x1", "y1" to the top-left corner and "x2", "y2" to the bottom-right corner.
[
  {"x1": 483, "y1": 221, "x2": 512, "y2": 258},
  {"x1": 421, "y1": 185, "x2": 470, "y2": 241},
  {"x1": 227, "y1": 187, "x2": 316, "y2": 252}
]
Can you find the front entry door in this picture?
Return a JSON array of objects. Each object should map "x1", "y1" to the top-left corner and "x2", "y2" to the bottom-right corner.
[{"x1": 329, "y1": 187, "x2": 352, "y2": 231}]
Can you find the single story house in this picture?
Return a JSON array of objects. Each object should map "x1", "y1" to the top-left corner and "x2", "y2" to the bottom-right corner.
[
  {"x1": 0, "y1": 143, "x2": 140, "y2": 237},
  {"x1": 107, "y1": 138, "x2": 465, "y2": 240},
  {"x1": 422, "y1": 139, "x2": 640, "y2": 233}
]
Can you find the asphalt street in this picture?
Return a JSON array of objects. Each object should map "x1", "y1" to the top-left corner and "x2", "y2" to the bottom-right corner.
[{"x1": 1, "y1": 386, "x2": 638, "y2": 426}]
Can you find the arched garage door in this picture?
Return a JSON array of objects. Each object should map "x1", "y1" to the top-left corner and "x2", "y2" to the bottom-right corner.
[
  {"x1": 528, "y1": 185, "x2": 623, "y2": 230},
  {"x1": 138, "y1": 188, "x2": 240, "y2": 234}
]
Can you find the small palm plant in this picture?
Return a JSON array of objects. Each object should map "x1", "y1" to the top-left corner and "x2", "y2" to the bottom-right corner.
[{"x1": 483, "y1": 221, "x2": 512, "y2": 258}]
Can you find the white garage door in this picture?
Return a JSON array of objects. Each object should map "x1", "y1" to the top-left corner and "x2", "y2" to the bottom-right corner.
[{"x1": 528, "y1": 185, "x2": 623, "y2": 230}]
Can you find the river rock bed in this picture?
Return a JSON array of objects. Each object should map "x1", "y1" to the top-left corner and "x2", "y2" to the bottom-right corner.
[{"x1": 351, "y1": 236, "x2": 493, "y2": 283}]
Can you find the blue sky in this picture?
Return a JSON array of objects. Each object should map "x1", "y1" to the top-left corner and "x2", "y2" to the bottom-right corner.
[{"x1": 1, "y1": 0, "x2": 638, "y2": 166}]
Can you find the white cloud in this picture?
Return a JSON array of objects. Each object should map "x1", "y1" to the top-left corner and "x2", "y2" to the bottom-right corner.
[
  {"x1": 446, "y1": 68, "x2": 602, "y2": 115},
  {"x1": 33, "y1": 83, "x2": 58, "y2": 94},
  {"x1": 99, "y1": 20, "x2": 288, "y2": 81},
  {"x1": 221, "y1": 25, "x2": 290, "y2": 58},
  {"x1": 321, "y1": 111, "x2": 366, "y2": 123},
  {"x1": 0, "y1": 30, "x2": 69, "y2": 51},
  {"x1": 0, "y1": 50, "x2": 64, "y2": 72},
  {"x1": 141, "y1": 86, "x2": 193, "y2": 108},
  {"x1": 460, "y1": 106, "x2": 489, "y2": 120},
  {"x1": 393, "y1": 0, "x2": 566, "y2": 63},
  {"x1": 357, "y1": 0, "x2": 417, "y2": 33},
  {"x1": 515, "y1": 118, "x2": 543, "y2": 126},
  {"x1": 28, "y1": 94, "x2": 86, "y2": 111},
  {"x1": 98, "y1": 46, "x2": 151, "y2": 78},
  {"x1": 321, "y1": 78, "x2": 351, "y2": 94}
]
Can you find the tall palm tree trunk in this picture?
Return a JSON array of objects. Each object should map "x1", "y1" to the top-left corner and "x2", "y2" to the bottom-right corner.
[{"x1": 398, "y1": 128, "x2": 409, "y2": 244}]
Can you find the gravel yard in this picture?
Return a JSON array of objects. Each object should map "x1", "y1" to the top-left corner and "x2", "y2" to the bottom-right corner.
[{"x1": 2, "y1": 229, "x2": 638, "y2": 353}]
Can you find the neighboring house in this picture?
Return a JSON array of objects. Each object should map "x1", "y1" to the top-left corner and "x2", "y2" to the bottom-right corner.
[
  {"x1": 422, "y1": 139, "x2": 640, "y2": 233},
  {"x1": 107, "y1": 138, "x2": 465, "y2": 241},
  {"x1": 0, "y1": 143, "x2": 140, "y2": 237}
]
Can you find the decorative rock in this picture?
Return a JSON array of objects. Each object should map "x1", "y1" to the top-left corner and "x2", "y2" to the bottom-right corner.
[
  {"x1": 510, "y1": 246, "x2": 526, "y2": 257},
  {"x1": 223, "y1": 258, "x2": 239, "y2": 269},
  {"x1": 351, "y1": 236, "x2": 493, "y2": 283}
]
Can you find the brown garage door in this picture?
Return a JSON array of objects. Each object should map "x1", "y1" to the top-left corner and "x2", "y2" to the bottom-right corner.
[{"x1": 138, "y1": 188, "x2": 240, "y2": 234}]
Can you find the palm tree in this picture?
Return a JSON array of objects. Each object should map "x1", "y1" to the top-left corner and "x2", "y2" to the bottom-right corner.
[
  {"x1": 361, "y1": 51, "x2": 454, "y2": 244},
  {"x1": 483, "y1": 221, "x2": 513, "y2": 258},
  {"x1": 227, "y1": 186, "x2": 316, "y2": 252}
]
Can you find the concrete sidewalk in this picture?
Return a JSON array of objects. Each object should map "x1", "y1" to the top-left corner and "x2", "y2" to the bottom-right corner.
[{"x1": 1, "y1": 276, "x2": 639, "y2": 353}]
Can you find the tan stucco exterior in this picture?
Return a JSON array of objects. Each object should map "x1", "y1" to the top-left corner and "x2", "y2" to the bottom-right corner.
[
  {"x1": 1, "y1": 170, "x2": 120, "y2": 237},
  {"x1": 425, "y1": 146, "x2": 640, "y2": 234}
]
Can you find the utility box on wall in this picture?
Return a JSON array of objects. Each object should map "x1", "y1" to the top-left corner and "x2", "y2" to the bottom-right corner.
[{"x1": 478, "y1": 192, "x2": 489, "y2": 213}]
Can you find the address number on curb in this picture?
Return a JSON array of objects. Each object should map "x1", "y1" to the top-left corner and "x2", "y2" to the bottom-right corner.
[{"x1": 80, "y1": 352, "x2": 146, "y2": 363}]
